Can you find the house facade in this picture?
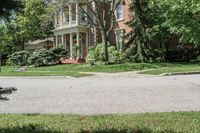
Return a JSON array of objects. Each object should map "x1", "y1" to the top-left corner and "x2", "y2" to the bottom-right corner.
[{"x1": 53, "y1": 0, "x2": 132, "y2": 60}]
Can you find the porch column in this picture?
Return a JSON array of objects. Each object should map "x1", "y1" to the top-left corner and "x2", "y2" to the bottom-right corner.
[
  {"x1": 63, "y1": 35, "x2": 66, "y2": 49},
  {"x1": 76, "y1": 2, "x2": 79, "y2": 25},
  {"x1": 69, "y1": 4, "x2": 72, "y2": 26},
  {"x1": 70, "y1": 33, "x2": 73, "y2": 58},
  {"x1": 54, "y1": 13, "x2": 57, "y2": 28},
  {"x1": 55, "y1": 35, "x2": 58, "y2": 47},
  {"x1": 61, "y1": 34, "x2": 64, "y2": 46},
  {"x1": 76, "y1": 32, "x2": 80, "y2": 59}
]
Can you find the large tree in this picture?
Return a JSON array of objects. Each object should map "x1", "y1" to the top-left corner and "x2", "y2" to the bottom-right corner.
[
  {"x1": 0, "y1": 0, "x2": 22, "y2": 19},
  {"x1": 5, "y1": 0, "x2": 54, "y2": 50},
  {"x1": 126, "y1": 0, "x2": 153, "y2": 62},
  {"x1": 0, "y1": 0, "x2": 54, "y2": 67},
  {"x1": 156, "y1": 0, "x2": 200, "y2": 46},
  {"x1": 81, "y1": 0, "x2": 121, "y2": 61}
]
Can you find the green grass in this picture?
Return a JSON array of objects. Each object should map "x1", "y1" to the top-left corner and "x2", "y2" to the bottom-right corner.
[
  {"x1": 0, "y1": 63, "x2": 157, "y2": 77},
  {"x1": 139, "y1": 62, "x2": 200, "y2": 75},
  {"x1": 0, "y1": 62, "x2": 199, "y2": 77},
  {"x1": 0, "y1": 112, "x2": 199, "y2": 133}
]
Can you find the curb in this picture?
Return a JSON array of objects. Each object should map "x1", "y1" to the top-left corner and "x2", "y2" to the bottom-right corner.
[{"x1": 160, "y1": 72, "x2": 200, "y2": 76}]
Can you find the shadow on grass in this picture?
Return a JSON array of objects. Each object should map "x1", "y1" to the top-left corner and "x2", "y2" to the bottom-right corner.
[
  {"x1": 0, "y1": 125, "x2": 182, "y2": 133},
  {"x1": 0, "y1": 124, "x2": 60, "y2": 133},
  {"x1": 81, "y1": 128, "x2": 182, "y2": 133}
]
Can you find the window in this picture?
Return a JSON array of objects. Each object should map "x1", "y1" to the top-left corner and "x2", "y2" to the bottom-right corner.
[
  {"x1": 71, "y1": 4, "x2": 76, "y2": 21},
  {"x1": 115, "y1": 29, "x2": 124, "y2": 51},
  {"x1": 56, "y1": 13, "x2": 60, "y2": 24},
  {"x1": 116, "y1": 1, "x2": 123, "y2": 20},
  {"x1": 64, "y1": 6, "x2": 69, "y2": 23}
]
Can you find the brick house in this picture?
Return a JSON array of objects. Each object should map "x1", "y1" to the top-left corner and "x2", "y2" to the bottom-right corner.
[{"x1": 53, "y1": 0, "x2": 132, "y2": 61}]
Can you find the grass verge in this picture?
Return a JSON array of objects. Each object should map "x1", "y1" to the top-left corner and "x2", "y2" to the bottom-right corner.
[
  {"x1": 0, "y1": 62, "x2": 199, "y2": 77},
  {"x1": 0, "y1": 112, "x2": 199, "y2": 133},
  {"x1": 139, "y1": 62, "x2": 200, "y2": 75}
]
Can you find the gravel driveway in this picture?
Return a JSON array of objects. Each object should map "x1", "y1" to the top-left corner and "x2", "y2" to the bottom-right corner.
[{"x1": 0, "y1": 74, "x2": 200, "y2": 114}]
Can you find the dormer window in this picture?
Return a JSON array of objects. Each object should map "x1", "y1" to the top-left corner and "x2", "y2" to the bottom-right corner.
[{"x1": 116, "y1": 1, "x2": 123, "y2": 21}]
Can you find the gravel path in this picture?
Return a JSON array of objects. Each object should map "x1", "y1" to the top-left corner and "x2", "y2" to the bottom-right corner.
[{"x1": 0, "y1": 74, "x2": 200, "y2": 114}]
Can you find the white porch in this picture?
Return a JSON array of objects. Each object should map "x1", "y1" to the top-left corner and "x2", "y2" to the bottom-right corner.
[{"x1": 54, "y1": 26, "x2": 89, "y2": 59}]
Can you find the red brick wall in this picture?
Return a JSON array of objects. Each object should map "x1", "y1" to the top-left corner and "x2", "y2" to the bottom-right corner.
[
  {"x1": 109, "y1": 0, "x2": 132, "y2": 45},
  {"x1": 88, "y1": 0, "x2": 132, "y2": 46}
]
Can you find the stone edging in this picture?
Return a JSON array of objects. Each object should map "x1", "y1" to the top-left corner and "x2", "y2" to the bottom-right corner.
[{"x1": 160, "y1": 71, "x2": 200, "y2": 76}]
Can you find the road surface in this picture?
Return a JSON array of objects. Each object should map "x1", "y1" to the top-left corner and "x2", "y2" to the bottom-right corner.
[{"x1": 0, "y1": 74, "x2": 200, "y2": 114}]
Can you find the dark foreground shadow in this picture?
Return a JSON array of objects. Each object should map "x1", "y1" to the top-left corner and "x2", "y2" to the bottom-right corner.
[
  {"x1": 81, "y1": 128, "x2": 182, "y2": 133},
  {"x1": 0, "y1": 124, "x2": 60, "y2": 133},
  {"x1": 0, "y1": 125, "x2": 182, "y2": 133}
]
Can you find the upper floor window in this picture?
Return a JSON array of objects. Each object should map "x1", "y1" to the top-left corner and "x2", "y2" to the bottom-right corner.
[
  {"x1": 64, "y1": 6, "x2": 69, "y2": 23},
  {"x1": 71, "y1": 4, "x2": 76, "y2": 21},
  {"x1": 56, "y1": 13, "x2": 60, "y2": 24},
  {"x1": 116, "y1": 1, "x2": 123, "y2": 21}
]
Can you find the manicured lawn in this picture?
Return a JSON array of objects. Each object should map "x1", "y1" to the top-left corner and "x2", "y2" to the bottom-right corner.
[
  {"x1": 0, "y1": 112, "x2": 199, "y2": 133},
  {"x1": 0, "y1": 62, "x2": 199, "y2": 77},
  {"x1": 0, "y1": 63, "x2": 157, "y2": 77},
  {"x1": 139, "y1": 62, "x2": 200, "y2": 75}
]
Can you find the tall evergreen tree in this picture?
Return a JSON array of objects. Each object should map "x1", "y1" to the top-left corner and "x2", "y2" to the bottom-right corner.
[{"x1": 127, "y1": 0, "x2": 152, "y2": 62}]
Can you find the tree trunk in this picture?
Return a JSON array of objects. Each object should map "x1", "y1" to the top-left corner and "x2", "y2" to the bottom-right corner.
[{"x1": 102, "y1": 31, "x2": 109, "y2": 62}]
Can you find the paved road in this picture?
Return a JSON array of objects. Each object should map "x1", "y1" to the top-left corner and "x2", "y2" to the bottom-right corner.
[{"x1": 0, "y1": 74, "x2": 200, "y2": 114}]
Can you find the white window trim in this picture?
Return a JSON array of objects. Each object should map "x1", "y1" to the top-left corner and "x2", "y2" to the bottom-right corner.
[{"x1": 115, "y1": 29, "x2": 125, "y2": 51}]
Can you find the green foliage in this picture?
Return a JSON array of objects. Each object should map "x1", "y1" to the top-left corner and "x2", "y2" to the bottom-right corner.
[
  {"x1": 72, "y1": 45, "x2": 81, "y2": 59},
  {"x1": 28, "y1": 49, "x2": 55, "y2": 67},
  {"x1": 0, "y1": 112, "x2": 199, "y2": 133},
  {"x1": 6, "y1": 47, "x2": 68, "y2": 67},
  {"x1": 157, "y1": 0, "x2": 200, "y2": 46},
  {"x1": 86, "y1": 44, "x2": 104, "y2": 65},
  {"x1": 148, "y1": 0, "x2": 200, "y2": 47},
  {"x1": 7, "y1": 51, "x2": 30, "y2": 66},
  {"x1": 108, "y1": 46, "x2": 123, "y2": 64},
  {"x1": 127, "y1": 0, "x2": 153, "y2": 63},
  {"x1": 166, "y1": 45, "x2": 200, "y2": 62},
  {"x1": 28, "y1": 47, "x2": 68, "y2": 67},
  {"x1": 1, "y1": 0, "x2": 54, "y2": 55},
  {"x1": 86, "y1": 44, "x2": 123, "y2": 65},
  {"x1": 51, "y1": 47, "x2": 68, "y2": 60}
]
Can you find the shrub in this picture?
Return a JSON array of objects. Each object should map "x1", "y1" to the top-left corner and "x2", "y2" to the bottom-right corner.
[
  {"x1": 166, "y1": 45, "x2": 200, "y2": 62},
  {"x1": 108, "y1": 46, "x2": 123, "y2": 64},
  {"x1": 28, "y1": 48, "x2": 68, "y2": 67},
  {"x1": 72, "y1": 45, "x2": 81, "y2": 59},
  {"x1": 86, "y1": 44, "x2": 123, "y2": 65},
  {"x1": 122, "y1": 47, "x2": 135, "y2": 63},
  {"x1": 50, "y1": 47, "x2": 68, "y2": 60},
  {"x1": 7, "y1": 51, "x2": 30, "y2": 66},
  {"x1": 152, "y1": 49, "x2": 166, "y2": 62},
  {"x1": 28, "y1": 49, "x2": 56, "y2": 67}
]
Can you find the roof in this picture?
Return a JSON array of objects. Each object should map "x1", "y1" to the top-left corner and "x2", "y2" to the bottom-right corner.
[{"x1": 26, "y1": 38, "x2": 54, "y2": 45}]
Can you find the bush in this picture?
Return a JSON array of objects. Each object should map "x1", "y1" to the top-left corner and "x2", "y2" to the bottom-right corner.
[
  {"x1": 152, "y1": 49, "x2": 166, "y2": 62},
  {"x1": 166, "y1": 45, "x2": 200, "y2": 62},
  {"x1": 50, "y1": 47, "x2": 68, "y2": 60},
  {"x1": 86, "y1": 44, "x2": 123, "y2": 65},
  {"x1": 7, "y1": 51, "x2": 30, "y2": 66},
  {"x1": 28, "y1": 49, "x2": 55, "y2": 67},
  {"x1": 108, "y1": 46, "x2": 123, "y2": 64},
  {"x1": 28, "y1": 47, "x2": 68, "y2": 67},
  {"x1": 121, "y1": 47, "x2": 135, "y2": 63}
]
